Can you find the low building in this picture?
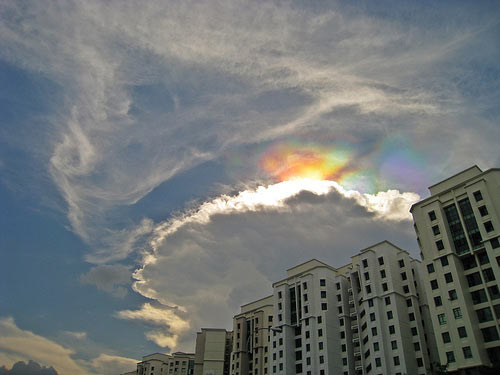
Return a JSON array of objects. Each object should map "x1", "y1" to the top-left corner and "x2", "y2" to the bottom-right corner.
[
  {"x1": 194, "y1": 328, "x2": 232, "y2": 375},
  {"x1": 136, "y1": 352, "x2": 194, "y2": 375}
]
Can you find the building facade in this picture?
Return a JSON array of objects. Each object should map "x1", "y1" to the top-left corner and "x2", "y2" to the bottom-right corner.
[
  {"x1": 194, "y1": 328, "x2": 232, "y2": 375},
  {"x1": 411, "y1": 166, "x2": 500, "y2": 373},
  {"x1": 230, "y1": 295, "x2": 274, "y2": 375},
  {"x1": 269, "y1": 241, "x2": 437, "y2": 375},
  {"x1": 136, "y1": 352, "x2": 195, "y2": 375}
]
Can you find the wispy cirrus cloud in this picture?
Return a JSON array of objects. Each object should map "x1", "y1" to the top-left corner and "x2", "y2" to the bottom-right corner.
[{"x1": 1, "y1": 0, "x2": 498, "y2": 265}]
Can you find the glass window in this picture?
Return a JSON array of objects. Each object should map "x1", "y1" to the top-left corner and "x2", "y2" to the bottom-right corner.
[
  {"x1": 366, "y1": 285, "x2": 371, "y2": 294},
  {"x1": 320, "y1": 290, "x2": 326, "y2": 298},
  {"x1": 483, "y1": 268, "x2": 496, "y2": 282},
  {"x1": 320, "y1": 279, "x2": 326, "y2": 287},
  {"x1": 444, "y1": 203, "x2": 470, "y2": 254},
  {"x1": 433, "y1": 225, "x2": 440, "y2": 235},
  {"x1": 372, "y1": 327, "x2": 377, "y2": 336},
  {"x1": 403, "y1": 285, "x2": 409, "y2": 294},
  {"x1": 387, "y1": 311, "x2": 393, "y2": 320},
  {"x1": 477, "y1": 307, "x2": 494, "y2": 323},
  {"x1": 473, "y1": 191, "x2": 483, "y2": 201},
  {"x1": 446, "y1": 351, "x2": 456, "y2": 363},
  {"x1": 393, "y1": 356, "x2": 400, "y2": 366},
  {"x1": 442, "y1": 332, "x2": 451, "y2": 343},
  {"x1": 458, "y1": 326, "x2": 467, "y2": 338},
  {"x1": 391, "y1": 340, "x2": 397, "y2": 350},
  {"x1": 375, "y1": 358, "x2": 381, "y2": 367},
  {"x1": 436, "y1": 240, "x2": 445, "y2": 251},
  {"x1": 453, "y1": 307, "x2": 462, "y2": 319},
  {"x1": 401, "y1": 272, "x2": 407, "y2": 280},
  {"x1": 427, "y1": 264, "x2": 435, "y2": 273},
  {"x1": 428, "y1": 211, "x2": 437, "y2": 221},
  {"x1": 434, "y1": 296, "x2": 442, "y2": 307},
  {"x1": 380, "y1": 269, "x2": 386, "y2": 278},
  {"x1": 409, "y1": 312, "x2": 415, "y2": 321},
  {"x1": 441, "y1": 257, "x2": 449, "y2": 267},
  {"x1": 431, "y1": 280, "x2": 439, "y2": 290},
  {"x1": 438, "y1": 313, "x2": 447, "y2": 325},
  {"x1": 382, "y1": 283, "x2": 388, "y2": 292},
  {"x1": 485, "y1": 221, "x2": 494, "y2": 232},
  {"x1": 414, "y1": 342, "x2": 420, "y2": 351},
  {"x1": 336, "y1": 282, "x2": 341, "y2": 290},
  {"x1": 389, "y1": 325, "x2": 395, "y2": 334},
  {"x1": 467, "y1": 272, "x2": 482, "y2": 287},
  {"x1": 491, "y1": 237, "x2": 500, "y2": 249},
  {"x1": 461, "y1": 255, "x2": 477, "y2": 270},
  {"x1": 362, "y1": 259, "x2": 368, "y2": 268},
  {"x1": 368, "y1": 299, "x2": 374, "y2": 307},
  {"x1": 370, "y1": 312, "x2": 375, "y2": 321},
  {"x1": 488, "y1": 286, "x2": 500, "y2": 300},
  {"x1": 445, "y1": 272, "x2": 453, "y2": 283},
  {"x1": 463, "y1": 346, "x2": 473, "y2": 359},
  {"x1": 478, "y1": 251, "x2": 490, "y2": 265},
  {"x1": 481, "y1": 326, "x2": 499, "y2": 342},
  {"x1": 449, "y1": 289, "x2": 458, "y2": 300},
  {"x1": 399, "y1": 259, "x2": 405, "y2": 268},
  {"x1": 406, "y1": 299, "x2": 412, "y2": 307},
  {"x1": 373, "y1": 342, "x2": 379, "y2": 352},
  {"x1": 411, "y1": 327, "x2": 418, "y2": 336},
  {"x1": 479, "y1": 206, "x2": 489, "y2": 217},
  {"x1": 385, "y1": 296, "x2": 391, "y2": 305},
  {"x1": 471, "y1": 289, "x2": 488, "y2": 304}
]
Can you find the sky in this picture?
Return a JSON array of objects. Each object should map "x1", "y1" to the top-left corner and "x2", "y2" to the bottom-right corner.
[{"x1": 0, "y1": 0, "x2": 499, "y2": 374}]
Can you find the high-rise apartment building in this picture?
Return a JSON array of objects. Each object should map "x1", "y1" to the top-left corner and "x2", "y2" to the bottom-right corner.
[
  {"x1": 269, "y1": 241, "x2": 437, "y2": 375},
  {"x1": 135, "y1": 352, "x2": 195, "y2": 375},
  {"x1": 411, "y1": 166, "x2": 500, "y2": 373},
  {"x1": 194, "y1": 328, "x2": 232, "y2": 375},
  {"x1": 230, "y1": 295, "x2": 274, "y2": 375}
]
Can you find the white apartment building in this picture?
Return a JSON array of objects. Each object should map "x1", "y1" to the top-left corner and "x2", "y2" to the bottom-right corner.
[
  {"x1": 411, "y1": 166, "x2": 500, "y2": 373},
  {"x1": 136, "y1": 352, "x2": 195, "y2": 375},
  {"x1": 230, "y1": 295, "x2": 274, "y2": 375},
  {"x1": 269, "y1": 241, "x2": 437, "y2": 375},
  {"x1": 194, "y1": 328, "x2": 232, "y2": 375}
]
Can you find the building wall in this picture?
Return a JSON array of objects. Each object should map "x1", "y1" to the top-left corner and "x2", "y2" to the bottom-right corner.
[
  {"x1": 195, "y1": 329, "x2": 232, "y2": 375},
  {"x1": 412, "y1": 167, "x2": 500, "y2": 373}
]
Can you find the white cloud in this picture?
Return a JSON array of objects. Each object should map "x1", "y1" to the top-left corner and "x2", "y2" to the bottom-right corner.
[
  {"x1": 123, "y1": 180, "x2": 419, "y2": 351},
  {"x1": 0, "y1": 317, "x2": 85, "y2": 375},
  {"x1": 90, "y1": 354, "x2": 138, "y2": 375},
  {"x1": 62, "y1": 331, "x2": 87, "y2": 340}
]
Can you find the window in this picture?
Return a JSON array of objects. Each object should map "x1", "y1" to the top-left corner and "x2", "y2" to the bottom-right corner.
[
  {"x1": 366, "y1": 285, "x2": 372, "y2": 294},
  {"x1": 458, "y1": 326, "x2": 467, "y2": 338},
  {"x1": 303, "y1": 282, "x2": 307, "y2": 290},
  {"x1": 449, "y1": 289, "x2": 458, "y2": 300},
  {"x1": 488, "y1": 286, "x2": 500, "y2": 300},
  {"x1": 318, "y1": 329, "x2": 323, "y2": 337},
  {"x1": 434, "y1": 296, "x2": 442, "y2": 307},
  {"x1": 278, "y1": 314, "x2": 282, "y2": 321},
  {"x1": 436, "y1": 240, "x2": 445, "y2": 251},
  {"x1": 321, "y1": 303, "x2": 327, "y2": 311},
  {"x1": 430, "y1": 280, "x2": 438, "y2": 290},
  {"x1": 473, "y1": 190, "x2": 483, "y2": 202},
  {"x1": 378, "y1": 257, "x2": 384, "y2": 265},
  {"x1": 373, "y1": 342, "x2": 379, "y2": 352},
  {"x1": 478, "y1": 251, "x2": 490, "y2": 265},
  {"x1": 372, "y1": 327, "x2": 378, "y2": 336},
  {"x1": 337, "y1": 294, "x2": 341, "y2": 301},
  {"x1": 411, "y1": 327, "x2": 418, "y2": 336},
  {"x1": 341, "y1": 344, "x2": 346, "y2": 352},
  {"x1": 319, "y1": 355, "x2": 324, "y2": 364},
  {"x1": 482, "y1": 326, "x2": 499, "y2": 342},
  {"x1": 385, "y1": 296, "x2": 391, "y2": 305},
  {"x1": 338, "y1": 306, "x2": 342, "y2": 314},
  {"x1": 364, "y1": 272, "x2": 370, "y2": 281},
  {"x1": 320, "y1": 279, "x2": 326, "y2": 287},
  {"x1": 403, "y1": 285, "x2": 409, "y2": 294},
  {"x1": 445, "y1": 272, "x2": 453, "y2": 283},
  {"x1": 381, "y1": 283, "x2": 388, "y2": 292},
  {"x1": 368, "y1": 299, "x2": 374, "y2": 307},
  {"x1": 441, "y1": 257, "x2": 449, "y2": 267},
  {"x1": 433, "y1": 225, "x2": 440, "y2": 235},
  {"x1": 336, "y1": 282, "x2": 340, "y2": 290},
  {"x1": 446, "y1": 351, "x2": 456, "y2": 363},
  {"x1": 409, "y1": 312, "x2": 415, "y2": 321},
  {"x1": 401, "y1": 272, "x2": 407, "y2": 281},
  {"x1": 321, "y1": 290, "x2": 327, "y2": 298},
  {"x1": 278, "y1": 291, "x2": 282, "y2": 299},
  {"x1": 461, "y1": 255, "x2": 477, "y2": 270},
  {"x1": 479, "y1": 206, "x2": 489, "y2": 217},
  {"x1": 477, "y1": 307, "x2": 494, "y2": 323},
  {"x1": 483, "y1": 268, "x2": 496, "y2": 282},
  {"x1": 389, "y1": 325, "x2": 395, "y2": 334},
  {"x1": 438, "y1": 313, "x2": 447, "y2": 325},
  {"x1": 391, "y1": 340, "x2": 397, "y2": 350},
  {"x1": 375, "y1": 358, "x2": 381, "y2": 367},
  {"x1": 467, "y1": 272, "x2": 482, "y2": 287},
  {"x1": 306, "y1": 343, "x2": 310, "y2": 352},
  {"x1": 427, "y1": 264, "x2": 435, "y2": 273},
  {"x1": 370, "y1": 312, "x2": 376, "y2": 321},
  {"x1": 305, "y1": 331, "x2": 310, "y2": 339},
  {"x1": 453, "y1": 307, "x2": 462, "y2": 319},
  {"x1": 362, "y1": 259, "x2": 368, "y2": 268},
  {"x1": 414, "y1": 342, "x2": 420, "y2": 351},
  {"x1": 406, "y1": 299, "x2": 412, "y2": 307},
  {"x1": 491, "y1": 237, "x2": 500, "y2": 249},
  {"x1": 340, "y1": 331, "x2": 345, "y2": 339},
  {"x1": 471, "y1": 289, "x2": 488, "y2": 304},
  {"x1": 399, "y1": 259, "x2": 405, "y2": 268},
  {"x1": 303, "y1": 294, "x2": 308, "y2": 302},
  {"x1": 463, "y1": 346, "x2": 473, "y2": 359},
  {"x1": 485, "y1": 221, "x2": 494, "y2": 233},
  {"x1": 319, "y1": 342, "x2": 323, "y2": 350},
  {"x1": 338, "y1": 317, "x2": 342, "y2": 326},
  {"x1": 387, "y1": 311, "x2": 393, "y2": 320},
  {"x1": 428, "y1": 210, "x2": 437, "y2": 221},
  {"x1": 442, "y1": 332, "x2": 451, "y2": 343},
  {"x1": 393, "y1": 356, "x2": 400, "y2": 366}
]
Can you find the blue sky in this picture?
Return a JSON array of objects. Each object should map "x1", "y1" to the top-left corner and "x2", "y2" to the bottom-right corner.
[{"x1": 1, "y1": 1, "x2": 499, "y2": 374}]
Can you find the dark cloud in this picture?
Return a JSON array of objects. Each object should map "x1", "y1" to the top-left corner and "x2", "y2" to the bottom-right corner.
[{"x1": 0, "y1": 361, "x2": 57, "y2": 375}]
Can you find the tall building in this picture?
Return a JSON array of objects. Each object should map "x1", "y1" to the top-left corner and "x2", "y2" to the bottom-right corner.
[
  {"x1": 194, "y1": 328, "x2": 232, "y2": 375},
  {"x1": 136, "y1": 352, "x2": 195, "y2": 375},
  {"x1": 269, "y1": 241, "x2": 437, "y2": 375},
  {"x1": 230, "y1": 295, "x2": 274, "y2": 375},
  {"x1": 411, "y1": 166, "x2": 500, "y2": 373}
]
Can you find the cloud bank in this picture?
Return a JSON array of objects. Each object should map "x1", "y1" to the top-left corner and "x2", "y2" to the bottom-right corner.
[{"x1": 120, "y1": 180, "x2": 419, "y2": 351}]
